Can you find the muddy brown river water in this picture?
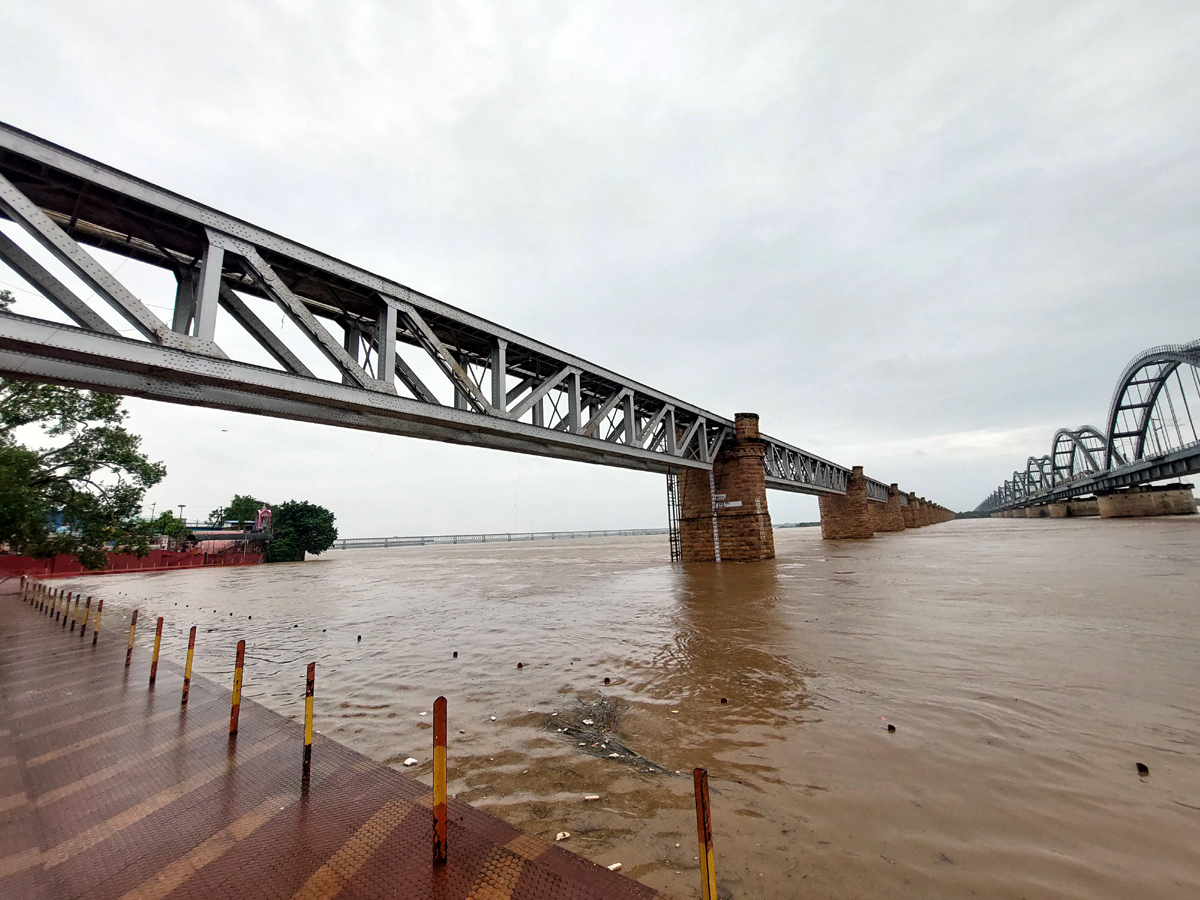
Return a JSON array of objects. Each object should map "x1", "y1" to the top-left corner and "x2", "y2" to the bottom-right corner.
[{"x1": 60, "y1": 518, "x2": 1200, "y2": 899}]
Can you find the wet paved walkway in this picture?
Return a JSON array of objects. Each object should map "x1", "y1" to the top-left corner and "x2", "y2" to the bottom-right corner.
[{"x1": 0, "y1": 581, "x2": 675, "y2": 900}]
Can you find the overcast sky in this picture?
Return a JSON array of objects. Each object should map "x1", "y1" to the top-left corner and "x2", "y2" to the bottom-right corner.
[{"x1": 2, "y1": 1, "x2": 1199, "y2": 534}]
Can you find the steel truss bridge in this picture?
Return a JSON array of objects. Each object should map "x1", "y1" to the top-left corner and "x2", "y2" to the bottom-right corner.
[
  {"x1": 0, "y1": 123, "x2": 894, "y2": 503},
  {"x1": 977, "y1": 340, "x2": 1200, "y2": 512}
]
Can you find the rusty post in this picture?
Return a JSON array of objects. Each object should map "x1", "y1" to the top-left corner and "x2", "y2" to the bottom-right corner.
[
  {"x1": 149, "y1": 616, "x2": 164, "y2": 686},
  {"x1": 433, "y1": 695, "x2": 448, "y2": 864},
  {"x1": 125, "y1": 610, "x2": 139, "y2": 667},
  {"x1": 62, "y1": 591, "x2": 71, "y2": 628},
  {"x1": 70, "y1": 593, "x2": 81, "y2": 631},
  {"x1": 91, "y1": 599, "x2": 103, "y2": 646},
  {"x1": 182, "y1": 625, "x2": 196, "y2": 705},
  {"x1": 46, "y1": 587, "x2": 54, "y2": 617},
  {"x1": 229, "y1": 640, "x2": 246, "y2": 735},
  {"x1": 302, "y1": 662, "x2": 315, "y2": 780},
  {"x1": 54, "y1": 590, "x2": 62, "y2": 622},
  {"x1": 694, "y1": 767, "x2": 717, "y2": 900},
  {"x1": 79, "y1": 596, "x2": 92, "y2": 637}
]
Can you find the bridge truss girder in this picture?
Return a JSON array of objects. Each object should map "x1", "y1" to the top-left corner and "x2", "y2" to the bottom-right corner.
[{"x1": 0, "y1": 122, "x2": 891, "y2": 499}]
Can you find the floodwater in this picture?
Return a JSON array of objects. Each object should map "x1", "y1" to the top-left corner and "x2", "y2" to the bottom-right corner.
[{"x1": 60, "y1": 518, "x2": 1200, "y2": 899}]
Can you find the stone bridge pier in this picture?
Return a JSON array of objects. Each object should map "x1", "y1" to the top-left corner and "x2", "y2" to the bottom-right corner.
[
  {"x1": 677, "y1": 413, "x2": 775, "y2": 562},
  {"x1": 677, "y1": 416, "x2": 954, "y2": 560}
]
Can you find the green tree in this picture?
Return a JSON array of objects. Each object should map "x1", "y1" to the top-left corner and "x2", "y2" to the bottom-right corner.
[
  {"x1": 0, "y1": 291, "x2": 167, "y2": 569},
  {"x1": 267, "y1": 500, "x2": 337, "y2": 562},
  {"x1": 208, "y1": 494, "x2": 266, "y2": 528}
]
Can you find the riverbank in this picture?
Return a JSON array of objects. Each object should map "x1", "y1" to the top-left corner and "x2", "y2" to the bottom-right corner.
[{"x1": 0, "y1": 579, "x2": 674, "y2": 900}]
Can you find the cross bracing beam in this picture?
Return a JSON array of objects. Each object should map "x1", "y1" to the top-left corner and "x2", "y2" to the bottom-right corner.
[{"x1": 0, "y1": 122, "x2": 887, "y2": 497}]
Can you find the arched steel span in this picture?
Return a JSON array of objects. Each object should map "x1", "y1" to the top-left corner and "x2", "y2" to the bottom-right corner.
[
  {"x1": 977, "y1": 340, "x2": 1200, "y2": 512},
  {"x1": 1104, "y1": 340, "x2": 1200, "y2": 469}
]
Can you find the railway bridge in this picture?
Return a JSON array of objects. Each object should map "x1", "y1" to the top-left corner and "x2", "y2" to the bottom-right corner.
[
  {"x1": 0, "y1": 123, "x2": 951, "y2": 562},
  {"x1": 978, "y1": 340, "x2": 1200, "y2": 518}
]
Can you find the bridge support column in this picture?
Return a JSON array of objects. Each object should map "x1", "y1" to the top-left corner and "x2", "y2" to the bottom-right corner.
[
  {"x1": 677, "y1": 413, "x2": 774, "y2": 562},
  {"x1": 1067, "y1": 498, "x2": 1099, "y2": 517},
  {"x1": 819, "y1": 466, "x2": 874, "y2": 539},
  {"x1": 1097, "y1": 484, "x2": 1197, "y2": 518},
  {"x1": 874, "y1": 483, "x2": 906, "y2": 532},
  {"x1": 1047, "y1": 502, "x2": 1069, "y2": 518}
]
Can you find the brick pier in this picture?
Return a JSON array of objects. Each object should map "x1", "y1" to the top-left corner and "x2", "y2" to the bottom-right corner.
[{"x1": 677, "y1": 413, "x2": 775, "y2": 562}]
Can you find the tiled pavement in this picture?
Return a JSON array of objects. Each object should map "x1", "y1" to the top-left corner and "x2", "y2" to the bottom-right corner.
[{"x1": 0, "y1": 581, "x2": 677, "y2": 900}]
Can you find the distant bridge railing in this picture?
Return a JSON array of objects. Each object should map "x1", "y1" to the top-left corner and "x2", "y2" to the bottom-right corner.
[{"x1": 332, "y1": 527, "x2": 669, "y2": 550}]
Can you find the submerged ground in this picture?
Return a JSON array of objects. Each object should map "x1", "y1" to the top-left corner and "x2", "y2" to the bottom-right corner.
[{"x1": 61, "y1": 518, "x2": 1200, "y2": 899}]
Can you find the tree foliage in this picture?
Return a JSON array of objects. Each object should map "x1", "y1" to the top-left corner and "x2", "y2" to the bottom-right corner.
[
  {"x1": 208, "y1": 494, "x2": 266, "y2": 527},
  {"x1": 0, "y1": 296, "x2": 167, "y2": 569},
  {"x1": 266, "y1": 500, "x2": 337, "y2": 562}
]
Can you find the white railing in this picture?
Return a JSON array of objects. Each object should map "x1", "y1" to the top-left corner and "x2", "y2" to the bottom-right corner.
[{"x1": 332, "y1": 527, "x2": 669, "y2": 550}]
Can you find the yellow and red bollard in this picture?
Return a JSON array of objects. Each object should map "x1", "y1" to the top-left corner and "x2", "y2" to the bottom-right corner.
[
  {"x1": 62, "y1": 592, "x2": 71, "y2": 629},
  {"x1": 79, "y1": 596, "x2": 92, "y2": 637},
  {"x1": 125, "y1": 610, "x2": 139, "y2": 667},
  {"x1": 181, "y1": 626, "x2": 196, "y2": 705},
  {"x1": 229, "y1": 640, "x2": 245, "y2": 735},
  {"x1": 149, "y1": 617, "x2": 164, "y2": 686},
  {"x1": 92, "y1": 599, "x2": 103, "y2": 646},
  {"x1": 302, "y1": 662, "x2": 315, "y2": 780},
  {"x1": 434, "y1": 695, "x2": 448, "y2": 864},
  {"x1": 694, "y1": 767, "x2": 717, "y2": 900}
]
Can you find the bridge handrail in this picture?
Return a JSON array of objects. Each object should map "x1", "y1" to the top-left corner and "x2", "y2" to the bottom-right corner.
[{"x1": 332, "y1": 527, "x2": 669, "y2": 550}]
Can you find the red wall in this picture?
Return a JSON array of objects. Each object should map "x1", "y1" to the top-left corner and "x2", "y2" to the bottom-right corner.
[{"x1": 0, "y1": 548, "x2": 264, "y2": 578}]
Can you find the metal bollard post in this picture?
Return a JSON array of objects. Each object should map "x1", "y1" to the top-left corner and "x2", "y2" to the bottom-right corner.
[
  {"x1": 92, "y1": 599, "x2": 103, "y2": 646},
  {"x1": 70, "y1": 593, "x2": 80, "y2": 632},
  {"x1": 181, "y1": 626, "x2": 196, "y2": 705},
  {"x1": 62, "y1": 592, "x2": 71, "y2": 628},
  {"x1": 47, "y1": 587, "x2": 54, "y2": 617},
  {"x1": 229, "y1": 640, "x2": 245, "y2": 735},
  {"x1": 125, "y1": 610, "x2": 139, "y2": 667},
  {"x1": 149, "y1": 617, "x2": 164, "y2": 686},
  {"x1": 302, "y1": 662, "x2": 315, "y2": 780},
  {"x1": 79, "y1": 596, "x2": 92, "y2": 637},
  {"x1": 433, "y1": 695, "x2": 448, "y2": 864},
  {"x1": 54, "y1": 590, "x2": 61, "y2": 622},
  {"x1": 694, "y1": 767, "x2": 717, "y2": 900}
]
